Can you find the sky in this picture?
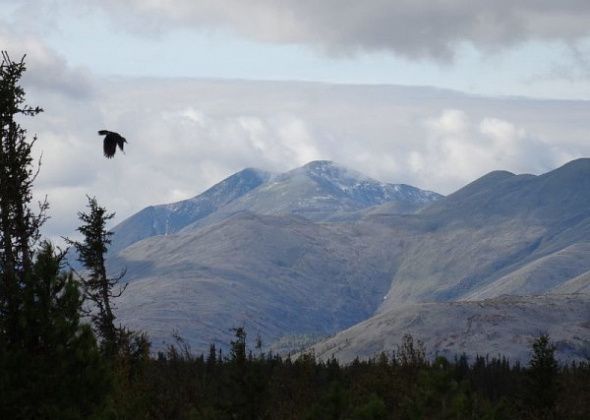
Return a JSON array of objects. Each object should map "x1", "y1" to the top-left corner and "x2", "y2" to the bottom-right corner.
[{"x1": 1, "y1": 0, "x2": 590, "y2": 242}]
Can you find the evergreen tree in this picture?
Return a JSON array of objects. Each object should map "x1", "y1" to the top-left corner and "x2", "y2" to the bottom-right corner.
[
  {"x1": 0, "y1": 52, "x2": 110, "y2": 418},
  {"x1": 0, "y1": 51, "x2": 45, "y2": 346},
  {"x1": 66, "y1": 197, "x2": 152, "y2": 418},
  {"x1": 1, "y1": 242, "x2": 110, "y2": 419},
  {"x1": 68, "y1": 196, "x2": 125, "y2": 357},
  {"x1": 230, "y1": 327, "x2": 247, "y2": 365},
  {"x1": 396, "y1": 333, "x2": 426, "y2": 368},
  {"x1": 526, "y1": 334, "x2": 559, "y2": 416},
  {"x1": 227, "y1": 327, "x2": 249, "y2": 417}
]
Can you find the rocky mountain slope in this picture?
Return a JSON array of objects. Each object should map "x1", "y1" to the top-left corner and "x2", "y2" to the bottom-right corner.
[
  {"x1": 109, "y1": 161, "x2": 440, "y2": 255},
  {"x1": 116, "y1": 212, "x2": 400, "y2": 351},
  {"x1": 308, "y1": 294, "x2": 590, "y2": 363},
  {"x1": 110, "y1": 159, "x2": 590, "y2": 359},
  {"x1": 109, "y1": 168, "x2": 272, "y2": 255},
  {"x1": 111, "y1": 161, "x2": 440, "y2": 350},
  {"x1": 378, "y1": 158, "x2": 590, "y2": 310}
]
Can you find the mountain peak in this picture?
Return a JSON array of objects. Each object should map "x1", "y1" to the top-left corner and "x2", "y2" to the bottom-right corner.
[
  {"x1": 303, "y1": 160, "x2": 337, "y2": 168},
  {"x1": 295, "y1": 160, "x2": 372, "y2": 183},
  {"x1": 109, "y1": 160, "x2": 442, "y2": 254},
  {"x1": 239, "y1": 167, "x2": 274, "y2": 178},
  {"x1": 557, "y1": 157, "x2": 590, "y2": 168},
  {"x1": 108, "y1": 166, "x2": 272, "y2": 254},
  {"x1": 421, "y1": 157, "x2": 590, "y2": 221},
  {"x1": 301, "y1": 160, "x2": 352, "y2": 173},
  {"x1": 544, "y1": 157, "x2": 590, "y2": 180},
  {"x1": 197, "y1": 167, "x2": 272, "y2": 201}
]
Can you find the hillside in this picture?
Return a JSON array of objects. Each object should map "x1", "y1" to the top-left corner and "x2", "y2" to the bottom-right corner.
[
  {"x1": 111, "y1": 159, "x2": 590, "y2": 357},
  {"x1": 309, "y1": 294, "x2": 590, "y2": 363},
  {"x1": 115, "y1": 212, "x2": 403, "y2": 351},
  {"x1": 379, "y1": 158, "x2": 590, "y2": 310},
  {"x1": 109, "y1": 168, "x2": 272, "y2": 255}
]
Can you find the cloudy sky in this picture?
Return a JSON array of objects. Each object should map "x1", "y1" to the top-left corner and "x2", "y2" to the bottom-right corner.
[{"x1": 1, "y1": 1, "x2": 590, "y2": 241}]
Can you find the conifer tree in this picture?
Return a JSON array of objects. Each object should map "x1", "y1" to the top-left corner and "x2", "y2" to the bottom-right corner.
[
  {"x1": 0, "y1": 52, "x2": 109, "y2": 418},
  {"x1": 230, "y1": 327, "x2": 247, "y2": 365},
  {"x1": 396, "y1": 333, "x2": 427, "y2": 368},
  {"x1": 6, "y1": 242, "x2": 110, "y2": 418},
  {"x1": 68, "y1": 196, "x2": 126, "y2": 357},
  {"x1": 526, "y1": 334, "x2": 559, "y2": 415},
  {"x1": 0, "y1": 51, "x2": 45, "y2": 346}
]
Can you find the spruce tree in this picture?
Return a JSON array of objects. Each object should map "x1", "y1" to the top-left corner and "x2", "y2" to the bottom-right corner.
[
  {"x1": 0, "y1": 52, "x2": 109, "y2": 418},
  {"x1": 0, "y1": 51, "x2": 44, "y2": 346},
  {"x1": 68, "y1": 196, "x2": 125, "y2": 357},
  {"x1": 4, "y1": 242, "x2": 110, "y2": 419},
  {"x1": 526, "y1": 334, "x2": 559, "y2": 416}
]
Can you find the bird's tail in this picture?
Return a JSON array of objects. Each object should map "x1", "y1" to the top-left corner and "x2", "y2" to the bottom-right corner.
[{"x1": 98, "y1": 130, "x2": 110, "y2": 135}]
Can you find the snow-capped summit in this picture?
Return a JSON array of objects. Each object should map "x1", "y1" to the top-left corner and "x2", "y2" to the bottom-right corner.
[
  {"x1": 177, "y1": 160, "x2": 442, "y2": 226},
  {"x1": 109, "y1": 161, "x2": 442, "y2": 252},
  {"x1": 295, "y1": 160, "x2": 439, "y2": 206}
]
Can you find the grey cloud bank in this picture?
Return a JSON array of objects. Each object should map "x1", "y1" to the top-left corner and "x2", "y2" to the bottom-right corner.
[
  {"x1": 82, "y1": 0, "x2": 590, "y2": 60},
  {"x1": 0, "y1": 25, "x2": 95, "y2": 99}
]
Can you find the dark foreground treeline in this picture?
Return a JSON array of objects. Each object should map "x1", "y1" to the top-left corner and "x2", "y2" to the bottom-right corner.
[
  {"x1": 105, "y1": 330, "x2": 589, "y2": 420},
  {"x1": 3, "y1": 319, "x2": 590, "y2": 419},
  {"x1": 1, "y1": 52, "x2": 589, "y2": 420}
]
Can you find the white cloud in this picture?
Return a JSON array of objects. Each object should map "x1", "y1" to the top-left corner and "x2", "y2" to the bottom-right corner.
[
  {"x1": 0, "y1": 39, "x2": 585, "y2": 242},
  {"x1": 0, "y1": 24, "x2": 94, "y2": 99},
  {"x1": 405, "y1": 109, "x2": 573, "y2": 192}
]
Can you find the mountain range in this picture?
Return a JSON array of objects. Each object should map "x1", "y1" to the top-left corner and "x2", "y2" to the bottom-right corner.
[{"x1": 109, "y1": 159, "x2": 590, "y2": 361}]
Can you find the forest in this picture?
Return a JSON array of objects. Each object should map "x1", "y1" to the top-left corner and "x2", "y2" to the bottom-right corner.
[{"x1": 1, "y1": 53, "x2": 589, "y2": 419}]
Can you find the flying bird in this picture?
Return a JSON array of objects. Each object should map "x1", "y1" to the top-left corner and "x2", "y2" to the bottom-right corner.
[{"x1": 98, "y1": 130, "x2": 127, "y2": 158}]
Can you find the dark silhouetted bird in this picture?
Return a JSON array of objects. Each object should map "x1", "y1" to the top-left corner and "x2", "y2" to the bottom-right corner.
[{"x1": 98, "y1": 130, "x2": 127, "y2": 158}]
